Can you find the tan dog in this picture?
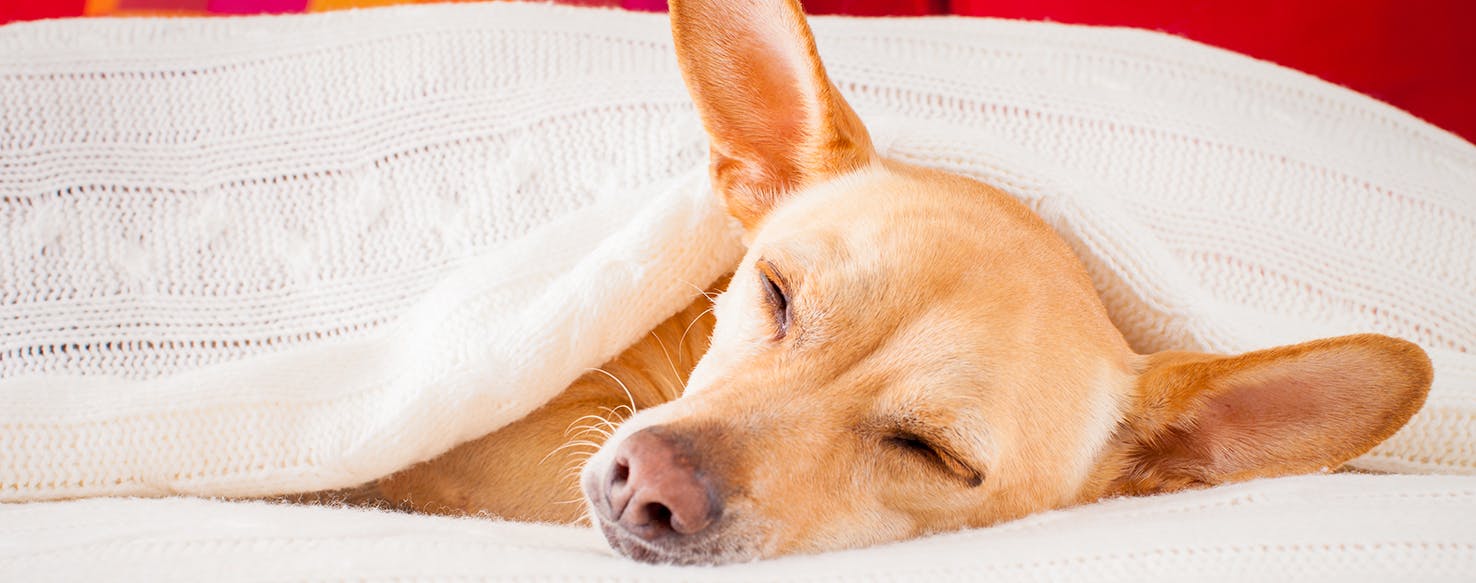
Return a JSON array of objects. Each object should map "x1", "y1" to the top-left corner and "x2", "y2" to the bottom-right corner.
[{"x1": 375, "y1": 0, "x2": 1433, "y2": 566}]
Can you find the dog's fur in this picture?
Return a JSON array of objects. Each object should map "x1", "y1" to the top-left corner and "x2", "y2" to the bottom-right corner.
[
  {"x1": 372, "y1": 0, "x2": 1433, "y2": 565},
  {"x1": 376, "y1": 291, "x2": 717, "y2": 523}
]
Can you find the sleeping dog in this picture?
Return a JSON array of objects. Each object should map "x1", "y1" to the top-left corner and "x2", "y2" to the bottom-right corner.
[{"x1": 373, "y1": 0, "x2": 1433, "y2": 565}]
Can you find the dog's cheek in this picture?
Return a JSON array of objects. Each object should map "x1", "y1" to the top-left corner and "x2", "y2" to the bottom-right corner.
[
  {"x1": 767, "y1": 494, "x2": 914, "y2": 558},
  {"x1": 730, "y1": 442, "x2": 893, "y2": 557}
]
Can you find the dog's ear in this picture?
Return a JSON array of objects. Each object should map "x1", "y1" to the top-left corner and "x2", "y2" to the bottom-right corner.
[
  {"x1": 1112, "y1": 334, "x2": 1431, "y2": 495},
  {"x1": 670, "y1": 0, "x2": 876, "y2": 230}
]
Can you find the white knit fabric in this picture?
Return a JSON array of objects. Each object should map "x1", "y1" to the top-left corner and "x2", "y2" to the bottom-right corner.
[
  {"x1": 1, "y1": 474, "x2": 1473, "y2": 582},
  {"x1": 1, "y1": 3, "x2": 1474, "y2": 579}
]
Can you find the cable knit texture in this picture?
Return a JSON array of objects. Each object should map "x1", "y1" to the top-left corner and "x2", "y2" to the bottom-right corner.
[
  {"x1": 0, "y1": 3, "x2": 1473, "y2": 579},
  {"x1": 2, "y1": 474, "x2": 1475, "y2": 581}
]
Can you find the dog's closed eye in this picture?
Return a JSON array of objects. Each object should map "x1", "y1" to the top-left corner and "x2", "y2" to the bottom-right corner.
[
  {"x1": 756, "y1": 260, "x2": 791, "y2": 339},
  {"x1": 884, "y1": 431, "x2": 985, "y2": 487}
]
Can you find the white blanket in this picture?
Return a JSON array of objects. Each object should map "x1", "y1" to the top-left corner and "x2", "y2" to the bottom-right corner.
[
  {"x1": 1, "y1": 3, "x2": 1473, "y2": 579},
  {"x1": 3, "y1": 474, "x2": 1474, "y2": 581}
]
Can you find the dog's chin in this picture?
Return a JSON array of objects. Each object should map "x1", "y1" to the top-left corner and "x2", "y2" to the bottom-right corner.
[
  {"x1": 592, "y1": 517, "x2": 758, "y2": 566},
  {"x1": 580, "y1": 474, "x2": 757, "y2": 565}
]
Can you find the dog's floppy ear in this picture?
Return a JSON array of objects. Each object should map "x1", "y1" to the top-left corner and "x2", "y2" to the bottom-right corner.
[
  {"x1": 1112, "y1": 334, "x2": 1432, "y2": 495},
  {"x1": 670, "y1": 0, "x2": 876, "y2": 230}
]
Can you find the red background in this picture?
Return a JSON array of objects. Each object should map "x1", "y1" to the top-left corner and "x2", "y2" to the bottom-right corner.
[
  {"x1": 3, "y1": 0, "x2": 1473, "y2": 143},
  {"x1": 788, "y1": 0, "x2": 1476, "y2": 143}
]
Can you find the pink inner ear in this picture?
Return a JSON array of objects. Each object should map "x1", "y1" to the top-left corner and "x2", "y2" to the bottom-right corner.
[
  {"x1": 1187, "y1": 357, "x2": 1380, "y2": 477},
  {"x1": 671, "y1": 0, "x2": 875, "y2": 229},
  {"x1": 732, "y1": 46, "x2": 810, "y2": 157},
  {"x1": 1133, "y1": 335, "x2": 1430, "y2": 489},
  {"x1": 1204, "y1": 374, "x2": 1326, "y2": 435},
  {"x1": 717, "y1": 8, "x2": 822, "y2": 165}
]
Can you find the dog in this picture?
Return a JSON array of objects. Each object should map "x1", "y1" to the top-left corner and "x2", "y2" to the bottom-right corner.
[{"x1": 372, "y1": 0, "x2": 1433, "y2": 566}]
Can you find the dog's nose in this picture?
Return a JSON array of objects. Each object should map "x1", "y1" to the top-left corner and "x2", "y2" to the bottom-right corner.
[{"x1": 604, "y1": 427, "x2": 720, "y2": 539}]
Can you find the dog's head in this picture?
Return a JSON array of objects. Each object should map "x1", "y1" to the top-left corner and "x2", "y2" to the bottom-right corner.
[{"x1": 581, "y1": 0, "x2": 1433, "y2": 565}]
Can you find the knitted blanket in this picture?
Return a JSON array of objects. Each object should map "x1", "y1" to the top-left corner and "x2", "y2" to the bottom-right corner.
[
  {"x1": 3, "y1": 474, "x2": 1473, "y2": 581},
  {"x1": 1, "y1": 3, "x2": 1473, "y2": 580}
]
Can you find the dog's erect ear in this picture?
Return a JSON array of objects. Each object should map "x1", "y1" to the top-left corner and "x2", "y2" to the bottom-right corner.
[
  {"x1": 1112, "y1": 334, "x2": 1432, "y2": 495},
  {"x1": 670, "y1": 0, "x2": 876, "y2": 230}
]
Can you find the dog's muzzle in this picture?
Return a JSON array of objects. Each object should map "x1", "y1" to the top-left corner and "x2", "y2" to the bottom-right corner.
[{"x1": 582, "y1": 425, "x2": 750, "y2": 565}]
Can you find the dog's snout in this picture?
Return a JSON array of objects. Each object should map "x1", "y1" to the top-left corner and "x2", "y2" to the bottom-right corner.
[{"x1": 603, "y1": 427, "x2": 721, "y2": 539}]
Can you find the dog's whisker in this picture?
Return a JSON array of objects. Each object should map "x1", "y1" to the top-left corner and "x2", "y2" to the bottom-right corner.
[
  {"x1": 539, "y1": 438, "x2": 602, "y2": 466},
  {"x1": 567, "y1": 414, "x2": 617, "y2": 434},
  {"x1": 678, "y1": 278, "x2": 720, "y2": 302},
  {"x1": 587, "y1": 367, "x2": 638, "y2": 414},
  {"x1": 546, "y1": 439, "x2": 598, "y2": 456},
  {"x1": 649, "y1": 331, "x2": 686, "y2": 398},
  {"x1": 563, "y1": 421, "x2": 607, "y2": 442},
  {"x1": 572, "y1": 412, "x2": 617, "y2": 425},
  {"x1": 561, "y1": 449, "x2": 597, "y2": 470},
  {"x1": 558, "y1": 468, "x2": 590, "y2": 485},
  {"x1": 563, "y1": 416, "x2": 600, "y2": 438},
  {"x1": 676, "y1": 306, "x2": 715, "y2": 369},
  {"x1": 598, "y1": 405, "x2": 633, "y2": 423},
  {"x1": 571, "y1": 426, "x2": 613, "y2": 441}
]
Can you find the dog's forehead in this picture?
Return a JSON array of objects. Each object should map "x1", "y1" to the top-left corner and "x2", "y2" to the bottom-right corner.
[
  {"x1": 759, "y1": 165, "x2": 1055, "y2": 269},
  {"x1": 756, "y1": 169, "x2": 1004, "y2": 280}
]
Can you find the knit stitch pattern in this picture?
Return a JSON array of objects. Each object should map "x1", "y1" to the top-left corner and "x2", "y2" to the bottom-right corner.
[
  {"x1": 0, "y1": 0, "x2": 1471, "y2": 519},
  {"x1": 3, "y1": 474, "x2": 1475, "y2": 581}
]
